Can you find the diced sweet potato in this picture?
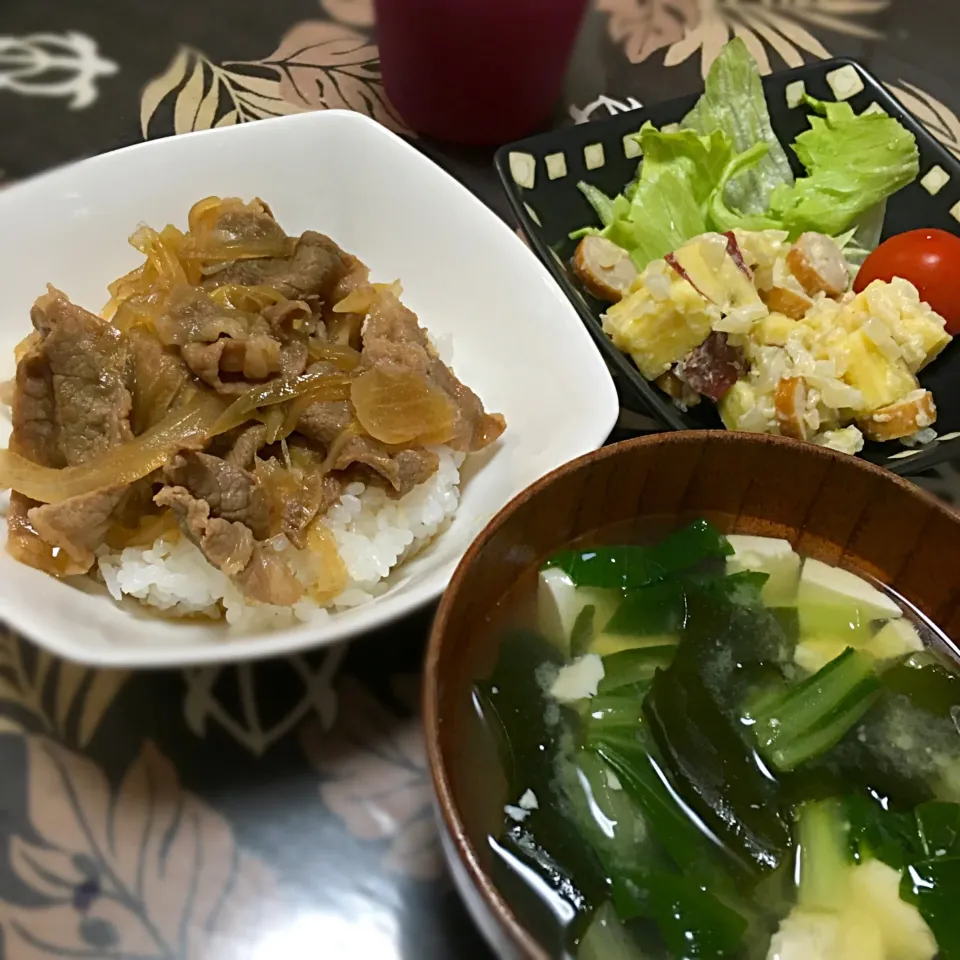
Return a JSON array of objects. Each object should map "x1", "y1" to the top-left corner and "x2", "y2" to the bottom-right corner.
[
  {"x1": 857, "y1": 389, "x2": 937, "y2": 441},
  {"x1": 602, "y1": 279, "x2": 715, "y2": 381},
  {"x1": 775, "y1": 377, "x2": 812, "y2": 441},
  {"x1": 572, "y1": 236, "x2": 638, "y2": 302},
  {"x1": 841, "y1": 329, "x2": 919, "y2": 412},
  {"x1": 787, "y1": 232, "x2": 850, "y2": 298},
  {"x1": 754, "y1": 313, "x2": 798, "y2": 347},
  {"x1": 676, "y1": 331, "x2": 746, "y2": 402}
]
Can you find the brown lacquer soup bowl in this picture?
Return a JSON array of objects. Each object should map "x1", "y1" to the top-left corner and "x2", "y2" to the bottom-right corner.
[{"x1": 423, "y1": 431, "x2": 960, "y2": 960}]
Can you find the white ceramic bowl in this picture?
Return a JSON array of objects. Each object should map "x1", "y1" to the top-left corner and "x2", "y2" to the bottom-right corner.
[{"x1": 0, "y1": 110, "x2": 619, "y2": 668}]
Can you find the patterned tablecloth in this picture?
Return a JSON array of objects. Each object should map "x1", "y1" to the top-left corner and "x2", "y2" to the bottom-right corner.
[{"x1": 0, "y1": 2, "x2": 958, "y2": 957}]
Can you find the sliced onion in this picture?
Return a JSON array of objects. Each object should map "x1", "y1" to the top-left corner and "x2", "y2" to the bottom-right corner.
[
  {"x1": 307, "y1": 340, "x2": 361, "y2": 370},
  {"x1": 208, "y1": 284, "x2": 288, "y2": 312},
  {"x1": 104, "y1": 508, "x2": 180, "y2": 550},
  {"x1": 319, "y1": 421, "x2": 363, "y2": 474},
  {"x1": 210, "y1": 371, "x2": 353, "y2": 437},
  {"x1": 253, "y1": 456, "x2": 302, "y2": 537},
  {"x1": 305, "y1": 522, "x2": 348, "y2": 603},
  {"x1": 350, "y1": 366, "x2": 455, "y2": 445},
  {"x1": 0, "y1": 393, "x2": 226, "y2": 504},
  {"x1": 187, "y1": 196, "x2": 223, "y2": 234},
  {"x1": 182, "y1": 197, "x2": 292, "y2": 262},
  {"x1": 332, "y1": 280, "x2": 402, "y2": 315},
  {"x1": 258, "y1": 406, "x2": 287, "y2": 445},
  {"x1": 6, "y1": 493, "x2": 81, "y2": 577},
  {"x1": 14, "y1": 331, "x2": 41, "y2": 363}
]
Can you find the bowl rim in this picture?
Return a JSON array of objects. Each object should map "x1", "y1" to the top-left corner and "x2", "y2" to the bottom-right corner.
[
  {"x1": 423, "y1": 429, "x2": 959, "y2": 959},
  {"x1": 0, "y1": 108, "x2": 620, "y2": 669}
]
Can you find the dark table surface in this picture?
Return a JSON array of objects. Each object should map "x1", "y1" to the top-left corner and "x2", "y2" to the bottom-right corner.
[{"x1": 0, "y1": 2, "x2": 958, "y2": 957}]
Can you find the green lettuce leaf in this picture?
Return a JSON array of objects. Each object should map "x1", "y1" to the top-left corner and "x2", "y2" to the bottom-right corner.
[
  {"x1": 573, "y1": 123, "x2": 733, "y2": 267},
  {"x1": 681, "y1": 36, "x2": 795, "y2": 215},
  {"x1": 569, "y1": 39, "x2": 919, "y2": 266},
  {"x1": 768, "y1": 95, "x2": 919, "y2": 237}
]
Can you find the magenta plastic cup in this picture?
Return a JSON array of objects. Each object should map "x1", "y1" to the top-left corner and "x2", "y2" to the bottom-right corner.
[{"x1": 374, "y1": 0, "x2": 589, "y2": 145}]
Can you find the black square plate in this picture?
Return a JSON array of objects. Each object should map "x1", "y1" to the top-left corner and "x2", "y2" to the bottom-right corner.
[{"x1": 496, "y1": 58, "x2": 960, "y2": 476}]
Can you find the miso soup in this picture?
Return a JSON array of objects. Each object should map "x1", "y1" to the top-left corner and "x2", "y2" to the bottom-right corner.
[{"x1": 468, "y1": 519, "x2": 959, "y2": 960}]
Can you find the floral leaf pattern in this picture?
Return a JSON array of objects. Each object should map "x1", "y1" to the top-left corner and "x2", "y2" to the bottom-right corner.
[
  {"x1": 0, "y1": 630, "x2": 128, "y2": 747},
  {"x1": 243, "y1": 21, "x2": 411, "y2": 136},
  {"x1": 569, "y1": 93, "x2": 644, "y2": 124},
  {"x1": 140, "y1": 26, "x2": 411, "y2": 138},
  {"x1": 5, "y1": 2, "x2": 960, "y2": 958},
  {"x1": 140, "y1": 47, "x2": 301, "y2": 137},
  {"x1": 598, "y1": 0, "x2": 701, "y2": 64},
  {"x1": 888, "y1": 81, "x2": 960, "y2": 159},
  {"x1": 662, "y1": 0, "x2": 888, "y2": 77},
  {"x1": 181, "y1": 647, "x2": 344, "y2": 757},
  {"x1": 140, "y1": 47, "x2": 191, "y2": 135},
  {"x1": 0, "y1": 736, "x2": 278, "y2": 959},
  {"x1": 300, "y1": 674, "x2": 444, "y2": 881},
  {"x1": 0, "y1": 32, "x2": 118, "y2": 109}
]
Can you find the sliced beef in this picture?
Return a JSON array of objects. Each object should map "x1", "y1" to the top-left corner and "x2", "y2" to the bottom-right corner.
[
  {"x1": 6, "y1": 290, "x2": 138, "y2": 574},
  {"x1": 424, "y1": 358, "x2": 507, "y2": 451},
  {"x1": 12, "y1": 343, "x2": 59, "y2": 466},
  {"x1": 295, "y1": 294, "x2": 505, "y2": 495},
  {"x1": 278, "y1": 340, "x2": 309, "y2": 380},
  {"x1": 234, "y1": 548, "x2": 304, "y2": 607},
  {"x1": 155, "y1": 486, "x2": 302, "y2": 605},
  {"x1": 282, "y1": 473, "x2": 341, "y2": 548},
  {"x1": 330, "y1": 255, "x2": 370, "y2": 304},
  {"x1": 262, "y1": 300, "x2": 314, "y2": 341},
  {"x1": 224, "y1": 424, "x2": 268, "y2": 470},
  {"x1": 181, "y1": 336, "x2": 283, "y2": 393},
  {"x1": 154, "y1": 286, "x2": 262, "y2": 346},
  {"x1": 335, "y1": 438, "x2": 439, "y2": 497},
  {"x1": 202, "y1": 232, "x2": 352, "y2": 302},
  {"x1": 157, "y1": 287, "x2": 279, "y2": 392},
  {"x1": 294, "y1": 370, "x2": 438, "y2": 496},
  {"x1": 163, "y1": 452, "x2": 271, "y2": 540},
  {"x1": 27, "y1": 485, "x2": 129, "y2": 572},
  {"x1": 127, "y1": 327, "x2": 191, "y2": 434},
  {"x1": 157, "y1": 287, "x2": 310, "y2": 393},
  {"x1": 360, "y1": 293, "x2": 505, "y2": 452},
  {"x1": 155, "y1": 486, "x2": 252, "y2": 576},
  {"x1": 323, "y1": 254, "x2": 371, "y2": 347},
  {"x1": 211, "y1": 201, "x2": 288, "y2": 252},
  {"x1": 294, "y1": 359, "x2": 354, "y2": 446},
  {"x1": 13, "y1": 287, "x2": 134, "y2": 468},
  {"x1": 297, "y1": 398, "x2": 353, "y2": 447}
]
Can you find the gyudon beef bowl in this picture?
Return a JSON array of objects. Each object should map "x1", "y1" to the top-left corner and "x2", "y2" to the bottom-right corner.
[
  {"x1": 6, "y1": 197, "x2": 504, "y2": 627},
  {"x1": 425, "y1": 431, "x2": 960, "y2": 960},
  {"x1": 0, "y1": 110, "x2": 618, "y2": 666}
]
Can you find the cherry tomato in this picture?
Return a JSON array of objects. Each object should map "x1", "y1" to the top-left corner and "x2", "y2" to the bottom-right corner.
[{"x1": 854, "y1": 228, "x2": 960, "y2": 335}]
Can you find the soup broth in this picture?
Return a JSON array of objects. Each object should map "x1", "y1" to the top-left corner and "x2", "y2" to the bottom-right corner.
[{"x1": 460, "y1": 518, "x2": 958, "y2": 960}]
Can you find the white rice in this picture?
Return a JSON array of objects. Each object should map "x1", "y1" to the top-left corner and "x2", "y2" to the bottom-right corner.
[{"x1": 96, "y1": 445, "x2": 465, "y2": 631}]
